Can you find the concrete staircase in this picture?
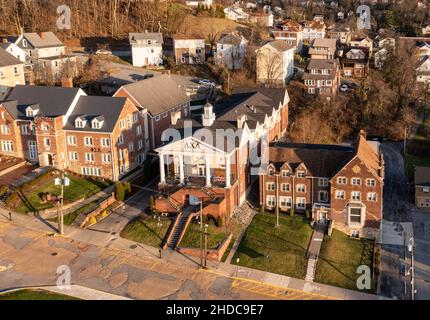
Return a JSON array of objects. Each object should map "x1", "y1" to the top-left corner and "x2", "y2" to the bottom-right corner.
[
  {"x1": 304, "y1": 225, "x2": 326, "y2": 282},
  {"x1": 233, "y1": 201, "x2": 254, "y2": 225},
  {"x1": 167, "y1": 212, "x2": 190, "y2": 249},
  {"x1": 305, "y1": 254, "x2": 317, "y2": 282}
]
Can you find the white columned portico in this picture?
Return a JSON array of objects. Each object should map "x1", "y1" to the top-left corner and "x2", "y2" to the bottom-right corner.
[
  {"x1": 179, "y1": 155, "x2": 185, "y2": 184},
  {"x1": 159, "y1": 153, "x2": 165, "y2": 183},
  {"x1": 205, "y1": 156, "x2": 211, "y2": 187},
  {"x1": 225, "y1": 155, "x2": 231, "y2": 188}
]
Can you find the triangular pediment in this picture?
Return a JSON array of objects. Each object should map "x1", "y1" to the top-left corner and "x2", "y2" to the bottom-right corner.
[{"x1": 156, "y1": 136, "x2": 227, "y2": 155}]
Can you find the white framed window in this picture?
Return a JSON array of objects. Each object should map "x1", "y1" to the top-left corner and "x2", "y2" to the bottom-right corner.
[
  {"x1": 308, "y1": 87, "x2": 315, "y2": 94},
  {"x1": 84, "y1": 137, "x2": 93, "y2": 146},
  {"x1": 281, "y1": 170, "x2": 289, "y2": 177},
  {"x1": 69, "y1": 152, "x2": 78, "y2": 161},
  {"x1": 119, "y1": 119, "x2": 126, "y2": 129},
  {"x1": 1, "y1": 125, "x2": 10, "y2": 134},
  {"x1": 118, "y1": 134, "x2": 124, "y2": 145},
  {"x1": 85, "y1": 153, "x2": 95, "y2": 162},
  {"x1": 281, "y1": 183, "x2": 290, "y2": 192},
  {"x1": 137, "y1": 140, "x2": 143, "y2": 150},
  {"x1": 337, "y1": 177, "x2": 347, "y2": 185},
  {"x1": 266, "y1": 195, "x2": 276, "y2": 207},
  {"x1": 349, "y1": 207, "x2": 363, "y2": 225},
  {"x1": 280, "y1": 196, "x2": 292, "y2": 208},
  {"x1": 266, "y1": 182, "x2": 276, "y2": 191},
  {"x1": 162, "y1": 112, "x2": 168, "y2": 118},
  {"x1": 296, "y1": 197, "x2": 306, "y2": 209},
  {"x1": 319, "y1": 191, "x2": 329, "y2": 202},
  {"x1": 367, "y1": 192, "x2": 377, "y2": 202},
  {"x1": 296, "y1": 184, "x2": 306, "y2": 193},
  {"x1": 366, "y1": 179, "x2": 376, "y2": 187},
  {"x1": 41, "y1": 123, "x2": 50, "y2": 131},
  {"x1": 352, "y1": 178, "x2": 361, "y2": 185},
  {"x1": 128, "y1": 142, "x2": 134, "y2": 152},
  {"x1": 297, "y1": 170, "x2": 306, "y2": 178},
  {"x1": 101, "y1": 138, "x2": 110, "y2": 148},
  {"x1": 28, "y1": 141, "x2": 37, "y2": 160},
  {"x1": 119, "y1": 149, "x2": 125, "y2": 161},
  {"x1": 351, "y1": 191, "x2": 361, "y2": 201},
  {"x1": 133, "y1": 113, "x2": 138, "y2": 123},
  {"x1": 136, "y1": 125, "x2": 142, "y2": 136},
  {"x1": 67, "y1": 136, "x2": 77, "y2": 145},
  {"x1": 335, "y1": 190, "x2": 345, "y2": 199},
  {"x1": 82, "y1": 167, "x2": 101, "y2": 177},
  {"x1": 154, "y1": 115, "x2": 161, "y2": 122},
  {"x1": 1, "y1": 111, "x2": 5, "y2": 119},
  {"x1": 21, "y1": 125, "x2": 30, "y2": 135},
  {"x1": 44, "y1": 138, "x2": 50, "y2": 147},
  {"x1": 102, "y1": 154, "x2": 111, "y2": 163},
  {"x1": 318, "y1": 178, "x2": 329, "y2": 187},
  {"x1": 1, "y1": 140, "x2": 13, "y2": 152},
  {"x1": 127, "y1": 115, "x2": 132, "y2": 128}
]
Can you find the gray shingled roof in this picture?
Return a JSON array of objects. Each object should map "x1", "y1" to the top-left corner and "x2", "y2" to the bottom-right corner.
[
  {"x1": 4, "y1": 85, "x2": 81, "y2": 119},
  {"x1": 22, "y1": 32, "x2": 63, "y2": 48},
  {"x1": 264, "y1": 40, "x2": 295, "y2": 52},
  {"x1": 129, "y1": 32, "x2": 163, "y2": 45},
  {"x1": 120, "y1": 74, "x2": 190, "y2": 117},
  {"x1": 0, "y1": 48, "x2": 22, "y2": 67},
  {"x1": 63, "y1": 96, "x2": 128, "y2": 133},
  {"x1": 218, "y1": 33, "x2": 244, "y2": 45}
]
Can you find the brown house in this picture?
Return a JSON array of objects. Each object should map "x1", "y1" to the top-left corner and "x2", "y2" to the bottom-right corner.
[
  {"x1": 114, "y1": 74, "x2": 191, "y2": 149},
  {"x1": 272, "y1": 19, "x2": 304, "y2": 53},
  {"x1": 415, "y1": 166, "x2": 430, "y2": 211},
  {"x1": 0, "y1": 85, "x2": 146, "y2": 181},
  {"x1": 259, "y1": 131, "x2": 384, "y2": 239},
  {"x1": 339, "y1": 47, "x2": 370, "y2": 78},
  {"x1": 302, "y1": 59, "x2": 341, "y2": 96}
]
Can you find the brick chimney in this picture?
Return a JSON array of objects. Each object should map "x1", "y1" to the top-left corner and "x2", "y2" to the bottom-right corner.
[
  {"x1": 359, "y1": 129, "x2": 367, "y2": 139},
  {"x1": 61, "y1": 77, "x2": 74, "y2": 88},
  {"x1": 40, "y1": 32, "x2": 45, "y2": 40}
]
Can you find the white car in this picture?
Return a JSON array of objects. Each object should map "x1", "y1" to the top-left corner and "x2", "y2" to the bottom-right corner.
[
  {"x1": 340, "y1": 84, "x2": 349, "y2": 92},
  {"x1": 96, "y1": 49, "x2": 112, "y2": 56},
  {"x1": 198, "y1": 79, "x2": 216, "y2": 87}
]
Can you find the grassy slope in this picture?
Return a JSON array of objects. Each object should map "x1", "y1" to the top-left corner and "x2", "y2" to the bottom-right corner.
[
  {"x1": 120, "y1": 216, "x2": 172, "y2": 248},
  {"x1": 0, "y1": 289, "x2": 79, "y2": 300}
]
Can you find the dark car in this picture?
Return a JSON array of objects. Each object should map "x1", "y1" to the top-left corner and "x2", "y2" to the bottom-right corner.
[{"x1": 367, "y1": 135, "x2": 389, "y2": 143}]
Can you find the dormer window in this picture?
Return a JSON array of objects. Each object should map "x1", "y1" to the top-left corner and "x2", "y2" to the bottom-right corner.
[
  {"x1": 26, "y1": 106, "x2": 39, "y2": 117},
  {"x1": 75, "y1": 118, "x2": 86, "y2": 128},
  {"x1": 297, "y1": 170, "x2": 306, "y2": 178},
  {"x1": 92, "y1": 117, "x2": 104, "y2": 129},
  {"x1": 22, "y1": 39, "x2": 28, "y2": 48}
]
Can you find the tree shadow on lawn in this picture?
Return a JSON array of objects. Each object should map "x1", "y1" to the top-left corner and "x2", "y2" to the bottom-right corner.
[{"x1": 137, "y1": 218, "x2": 170, "y2": 244}]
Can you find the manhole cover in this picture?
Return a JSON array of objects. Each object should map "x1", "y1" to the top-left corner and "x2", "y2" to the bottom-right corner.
[{"x1": 51, "y1": 252, "x2": 58, "y2": 256}]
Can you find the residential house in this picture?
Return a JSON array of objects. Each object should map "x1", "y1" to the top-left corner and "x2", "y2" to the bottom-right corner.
[
  {"x1": 0, "y1": 48, "x2": 25, "y2": 100},
  {"x1": 114, "y1": 74, "x2": 191, "y2": 149},
  {"x1": 186, "y1": 0, "x2": 213, "y2": 7},
  {"x1": 0, "y1": 40, "x2": 26, "y2": 62},
  {"x1": 0, "y1": 85, "x2": 147, "y2": 181},
  {"x1": 154, "y1": 87, "x2": 290, "y2": 218},
  {"x1": 216, "y1": 32, "x2": 248, "y2": 70},
  {"x1": 129, "y1": 32, "x2": 163, "y2": 67},
  {"x1": 14, "y1": 32, "x2": 76, "y2": 80},
  {"x1": 272, "y1": 19, "x2": 304, "y2": 53},
  {"x1": 173, "y1": 34, "x2": 205, "y2": 65},
  {"x1": 249, "y1": 12, "x2": 274, "y2": 27},
  {"x1": 416, "y1": 55, "x2": 430, "y2": 87},
  {"x1": 302, "y1": 20, "x2": 326, "y2": 41},
  {"x1": 339, "y1": 47, "x2": 370, "y2": 78},
  {"x1": 224, "y1": 6, "x2": 250, "y2": 21},
  {"x1": 350, "y1": 37, "x2": 373, "y2": 55},
  {"x1": 415, "y1": 166, "x2": 430, "y2": 210},
  {"x1": 328, "y1": 24, "x2": 352, "y2": 44},
  {"x1": 374, "y1": 36, "x2": 396, "y2": 50},
  {"x1": 256, "y1": 40, "x2": 295, "y2": 85},
  {"x1": 260, "y1": 130, "x2": 384, "y2": 239},
  {"x1": 374, "y1": 48, "x2": 388, "y2": 69},
  {"x1": 302, "y1": 59, "x2": 341, "y2": 96},
  {"x1": 415, "y1": 41, "x2": 430, "y2": 57},
  {"x1": 309, "y1": 38, "x2": 337, "y2": 59},
  {"x1": 422, "y1": 25, "x2": 430, "y2": 35}
]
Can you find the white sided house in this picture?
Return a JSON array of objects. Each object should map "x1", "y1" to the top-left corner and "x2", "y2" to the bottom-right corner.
[
  {"x1": 416, "y1": 55, "x2": 430, "y2": 86},
  {"x1": 14, "y1": 32, "x2": 65, "y2": 65},
  {"x1": 129, "y1": 32, "x2": 163, "y2": 67},
  {"x1": 216, "y1": 33, "x2": 248, "y2": 70},
  {"x1": 256, "y1": 40, "x2": 295, "y2": 85},
  {"x1": 0, "y1": 41, "x2": 27, "y2": 62}
]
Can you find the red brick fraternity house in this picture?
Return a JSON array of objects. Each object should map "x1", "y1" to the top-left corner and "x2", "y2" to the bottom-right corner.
[
  {"x1": 155, "y1": 87, "x2": 290, "y2": 220},
  {"x1": 114, "y1": 74, "x2": 191, "y2": 149},
  {"x1": 259, "y1": 131, "x2": 384, "y2": 239},
  {"x1": 0, "y1": 85, "x2": 147, "y2": 181}
]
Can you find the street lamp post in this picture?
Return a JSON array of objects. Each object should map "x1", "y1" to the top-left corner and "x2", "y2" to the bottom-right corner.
[
  {"x1": 409, "y1": 237, "x2": 416, "y2": 300},
  {"x1": 204, "y1": 223, "x2": 208, "y2": 269},
  {"x1": 54, "y1": 170, "x2": 70, "y2": 235},
  {"x1": 198, "y1": 200, "x2": 204, "y2": 268}
]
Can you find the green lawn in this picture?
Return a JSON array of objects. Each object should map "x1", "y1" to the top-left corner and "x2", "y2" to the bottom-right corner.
[
  {"x1": 232, "y1": 214, "x2": 313, "y2": 280},
  {"x1": 406, "y1": 154, "x2": 430, "y2": 180},
  {"x1": 63, "y1": 201, "x2": 100, "y2": 226},
  {"x1": 13, "y1": 175, "x2": 111, "y2": 214},
  {"x1": 0, "y1": 289, "x2": 79, "y2": 300},
  {"x1": 314, "y1": 229, "x2": 376, "y2": 292},
  {"x1": 179, "y1": 222, "x2": 228, "y2": 250},
  {"x1": 120, "y1": 216, "x2": 172, "y2": 248}
]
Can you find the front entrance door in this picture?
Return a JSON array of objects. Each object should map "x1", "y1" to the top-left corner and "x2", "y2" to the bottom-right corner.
[
  {"x1": 317, "y1": 211, "x2": 327, "y2": 224},
  {"x1": 47, "y1": 153, "x2": 53, "y2": 166}
]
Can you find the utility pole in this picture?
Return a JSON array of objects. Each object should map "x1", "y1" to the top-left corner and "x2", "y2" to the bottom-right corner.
[
  {"x1": 404, "y1": 126, "x2": 408, "y2": 156},
  {"x1": 204, "y1": 224, "x2": 208, "y2": 269},
  {"x1": 55, "y1": 169, "x2": 69, "y2": 236},
  {"x1": 410, "y1": 237, "x2": 416, "y2": 300},
  {"x1": 276, "y1": 175, "x2": 279, "y2": 228}
]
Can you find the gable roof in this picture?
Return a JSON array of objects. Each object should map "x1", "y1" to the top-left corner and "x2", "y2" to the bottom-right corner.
[
  {"x1": 63, "y1": 96, "x2": 128, "y2": 133},
  {"x1": 21, "y1": 32, "x2": 63, "y2": 48},
  {"x1": 262, "y1": 40, "x2": 295, "y2": 52},
  {"x1": 218, "y1": 33, "x2": 245, "y2": 45},
  {"x1": 4, "y1": 85, "x2": 81, "y2": 119},
  {"x1": 269, "y1": 143, "x2": 355, "y2": 177},
  {"x1": 119, "y1": 74, "x2": 190, "y2": 116},
  {"x1": 355, "y1": 135, "x2": 381, "y2": 176},
  {"x1": 0, "y1": 48, "x2": 22, "y2": 67},
  {"x1": 129, "y1": 32, "x2": 163, "y2": 44}
]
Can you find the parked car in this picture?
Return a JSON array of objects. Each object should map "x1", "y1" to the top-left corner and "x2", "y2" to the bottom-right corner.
[
  {"x1": 96, "y1": 49, "x2": 112, "y2": 55},
  {"x1": 340, "y1": 84, "x2": 349, "y2": 92},
  {"x1": 198, "y1": 79, "x2": 216, "y2": 87}
]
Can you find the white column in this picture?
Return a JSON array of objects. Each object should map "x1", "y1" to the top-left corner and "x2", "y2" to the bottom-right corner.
[
  {"x1": 205, "y1": 156, "x2": 211, "y2": 187},
  {"x1": 179, "y1": 155, "x2": 185, "y2": 184},
  {"x1": 159, "y1": 153, "x2": 165, "y2": 183},
  {"x1": 225, "y1": 156, "x2": 231, "y2": 188}
]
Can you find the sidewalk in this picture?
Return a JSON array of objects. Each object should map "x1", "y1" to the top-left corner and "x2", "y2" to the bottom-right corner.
[{"x1": 0, "y1": 209, "x2": 385, "y2": 300}]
